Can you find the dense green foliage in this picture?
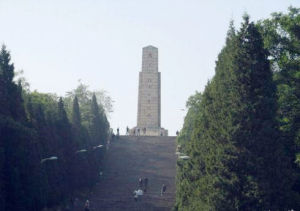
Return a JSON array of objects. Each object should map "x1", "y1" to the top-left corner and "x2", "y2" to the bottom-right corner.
[
  {"x1": 258, "y1": 7, "x2": 300, "y2": 205},
  {"x1": 0, "y1": 45, "x2": 111, "y2": 210},
  {"x1": 176, "y1": 8, "x2": 299, "y2": 210}
]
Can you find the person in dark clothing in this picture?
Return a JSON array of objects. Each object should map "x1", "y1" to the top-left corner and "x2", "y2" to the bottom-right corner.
[
  {"x1": 176, "y1": 130, "x2": 179, "y2": 136},
  {"x1": 137, "y1": 128, "x2": 140, "y2": 136},
  {"x1": 117, "y1": 128, "x2": 120, "y2": 137},
  {"x1": 134, "y1": 193, "x2": 138, "y2": 202},
  {"x1": 84, "y1": 200, "x2": 90, "y2": 211},
  {"x1": 161, "y1": 184, "x2": 166, "y2": 196},
  {"x1": 126, "y1": 126, "x2": 129, "y2": 135},
  {"x1": 144, "y1": 177, "x2": 148, "y2": 192},
  {"x1": 138, "y1": 177, "x2": 143, "y2": 188}
]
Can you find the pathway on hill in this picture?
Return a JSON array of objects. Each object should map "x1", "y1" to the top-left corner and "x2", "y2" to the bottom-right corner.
[{"x1": 74, "y1": 135, "x2": 177, "y2": 211}]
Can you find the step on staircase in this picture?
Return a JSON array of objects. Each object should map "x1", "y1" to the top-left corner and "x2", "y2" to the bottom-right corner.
[{"x1": 74, "y1": 135, "x2": 177, "y2": 211}]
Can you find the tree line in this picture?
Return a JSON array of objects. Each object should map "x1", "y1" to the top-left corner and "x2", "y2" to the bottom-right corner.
[
  {"x1": 176, "y1": 7, "x2": 299, "y2": 210},
  {"x1": 0, "y1": 46, "x2": 111, "y2": 210}
]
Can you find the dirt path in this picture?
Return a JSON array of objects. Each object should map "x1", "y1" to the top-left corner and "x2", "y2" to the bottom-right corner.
[{"x1": 74, "y1": 136, "x2": 176, "y2": 211}]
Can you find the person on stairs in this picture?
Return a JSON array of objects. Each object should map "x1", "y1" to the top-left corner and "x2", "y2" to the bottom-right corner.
[
  {"x1": 133, "y1": 189, "x2": 143, "y2": 202},
  {"x1": 137, "y1": 128, "x2": 140, "y2": 136},
  {"x1": 161, "y1": 184, "x2": 167, "y2": 196},
  {"x1": 84, "y1": 200, "x2": 90, "y2": 211},
  {"x1": 138, "y1": 177, "x2": 143, "y2": 188},
  {"x1": 144, "y1": 177, "x2": 148, "y2": 192}
]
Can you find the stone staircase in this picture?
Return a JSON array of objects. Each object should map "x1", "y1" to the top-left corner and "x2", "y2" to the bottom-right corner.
[{"x1": 75, "y1": 135, "x2": 177, "y2": 211}]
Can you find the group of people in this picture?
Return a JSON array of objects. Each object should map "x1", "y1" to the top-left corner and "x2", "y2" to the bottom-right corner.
[
  {"x1": 133, "y1": 177, "x2": 167, "y2": 202},
  {"x1": 113, "y1": 127, "x2": 180, "y2": 137},
  {"x1": 132, "y1": 127, "x2": 146, "y2": 136},
  {"x1": 125, "y1": 126, "x2": 147, "y2": 136},
  {"x1": 82, "y1": 178, "x2": 168, "y2": 209},
  {"x1": 138, "y1": 177, "x2": 149, "y2": 192}
]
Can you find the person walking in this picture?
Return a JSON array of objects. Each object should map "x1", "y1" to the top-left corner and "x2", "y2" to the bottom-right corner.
[
  {"x1": 84, "y1": 200, "x2": 90, "y2": 211},
  {"x1": 117, "y1": 128, "x2": 120, "y2": 137},
  {"x1": 138, "y1": 177, "x2": 143, "y2": 189},
  {"x1": 161, "y1": 184, "x2": 166, "y2": 196},
  {"x1": 133, "y1": 192, "x2": 138, "y2": 202},
  {"x1": 137, "y1": 128, "x2": 140, "y2": 136},
  {"x1": 126, "y1": 126, "x2": 129, "y2": 135},
  {"x1": 133, "y1": 189, "x2": 143, "y2": 202},
  {"x1": 144, "y1": 177, "x2": 148, "y2": 192}
]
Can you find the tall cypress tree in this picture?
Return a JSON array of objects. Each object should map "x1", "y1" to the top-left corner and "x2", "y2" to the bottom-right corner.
[
  {"x1": 176, "y1": 16, "x2": 291, "y2": 210},
  {"x1": 0, "y1": 45, "x2": 40, "y2": 210},
  {"x1": 90, "y1": 94, "x2": 105, "y2": 146},
  {"x1": 71, "y1": 95, "x2": 90, "y2": 149},
  {"x1": 72, "y1": 96, "x2": 81, "y2": 129},
  {"x1": 230, "y1": 16, "x2": 291, "y2": 209},
  {"x1": 56, "y1": 98, "x2": 76, "y2": 199},
  {"x1": 0, "y1": 45, "x2": 25, "y2": 121}
]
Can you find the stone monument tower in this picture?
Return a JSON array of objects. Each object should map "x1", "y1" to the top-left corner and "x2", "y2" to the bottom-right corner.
[{"x1": 134, "y1": 45, "x2": 168, "y2": 136}]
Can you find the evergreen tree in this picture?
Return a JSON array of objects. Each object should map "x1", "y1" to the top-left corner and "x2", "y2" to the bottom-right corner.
[
  {"x1": 0, "y1": 45, "x2": 40, "y2": 210},
  {"x1": 176, "y1": 16, "x2": 291, "y2": 210},
  {"x1": 71, "y1": 96, "x2": 91, "y2": 188},
  {"x1": 56, "y1": 97, "x2": 77, "y2": 196},
  {"x1": 228, "y1": 16, "x2": 289, "y2": 209},
  {"x1": 0, "y1": 45, "x2": 25, "y2": 121},
  {"x1": 90, "y1": 94, "x2": 105, "y2": 146},
  {"x1": 0, "y1": 45, "x2": 111, "y2": 210},
  {"x1": 72, "y1": 96, "x2": 81, "y2": 129},
  {"x1": 258, "y1": 7, "x2": 300, "y2": 207}
]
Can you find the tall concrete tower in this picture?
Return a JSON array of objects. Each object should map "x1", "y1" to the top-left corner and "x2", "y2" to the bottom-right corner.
[{"x1": 136, "y1": 45, "x2": 168, "y2": 136}]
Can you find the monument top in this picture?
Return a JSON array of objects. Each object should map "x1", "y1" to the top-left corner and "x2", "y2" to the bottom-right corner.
[
  {"x1": 142, "y1": 45, "x2": 158, "y2": 72},
  {"x1": 143, "y1": 45, "x2": 157, "y2": 49}
]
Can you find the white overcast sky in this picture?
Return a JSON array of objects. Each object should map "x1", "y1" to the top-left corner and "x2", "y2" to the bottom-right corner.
[{"x1": 0, "y1": 0, "x2": 298, "y2": 135}]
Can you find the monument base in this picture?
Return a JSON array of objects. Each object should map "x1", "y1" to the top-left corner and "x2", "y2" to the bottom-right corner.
[{"x1": 130, "y1": 127, "x2": 168, "y2": 136}]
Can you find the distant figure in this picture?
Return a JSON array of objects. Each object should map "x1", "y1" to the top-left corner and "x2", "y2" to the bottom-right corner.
[
  {"x1": 134, "y1": 193, "x2": 138, "y2": 202},
  {"x1": 176, "y1": 130, "x2": 179, "y2": 136},
  {"x1": 160, "y1": 131, "x2": 163, "y2": 136},
  {"x1": 143, "y1": 127, "x2": 146, "y2": 135},
  {"x1": 117, "y1": 128, "x2": 120, "y2": 136},
  {"x1": 84, "y1": 200, "x2": 90, "y2": 211},
  {"x1": 133, "y1": 189, "x2": 143, "y2": 202},
  {"x1": 144, "y1": 177, "x2": 148, "y2": 192},
  {"x1": 138, "y1": 177, "x2": 143, "y2": 188},
  {"x1": 137, "y1": 128, "x2": 140, "y2": 136},
  {"x1": 126, "y1": 126, "x2": 129, "y2": 135},
  {"x1": 161, "y1": 184, "x2": 166, "y2": 196},
  {"x1": 69, "y1": 197, "x2": 75, "y2": 209}
]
